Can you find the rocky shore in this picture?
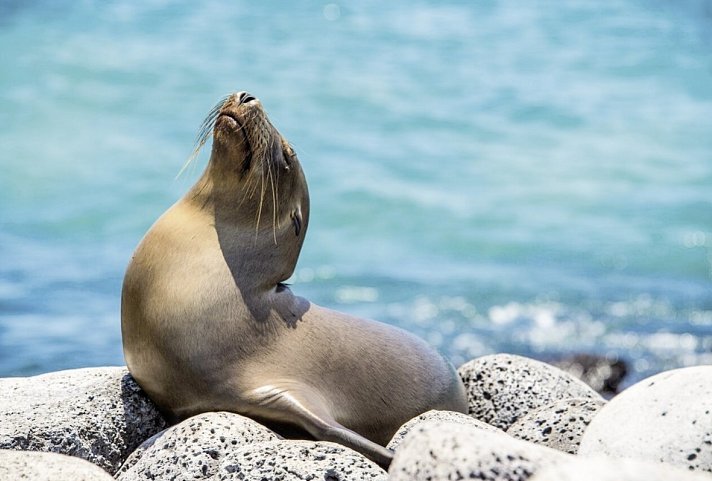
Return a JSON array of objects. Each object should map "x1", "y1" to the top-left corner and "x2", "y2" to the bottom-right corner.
[{"x1": 1, "y1": 354, "x2": 710, "y2": 480}]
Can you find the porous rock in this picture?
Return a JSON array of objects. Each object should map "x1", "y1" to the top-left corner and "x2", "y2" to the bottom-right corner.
[
  {"x1": 507, "y1": 397, "x2": 606, "y2": 454},
  {"x1": 458, "y1": 354, "x2": 602, "y2": 430},
  {"x1": 529, "y1": 456, "x2": 712, "y2": 481},
  {"x1": 579, "y1": 365, "x2": 712, "y2": 472},
  {"x1": 116, "y1": 411, "x2": 280, "y2": 479},
  {"x1": 389, "y1": 419, "x2": 571, "y2": 481},
  {"x1": 387, "y1": 409, "x2": 501, "y2": 450},
  {"x1": 120, "y1": 424, "x2": 387, "y2": 481},
  {"x1": 217, "y1": 440, "x2": 387, "y2": 481},
  {"x1": 0, "y1": 449, "x2": 115, "y2": 481},
  {"x1": 0, "y1": 367, "x2": 167, "y2": 474}
]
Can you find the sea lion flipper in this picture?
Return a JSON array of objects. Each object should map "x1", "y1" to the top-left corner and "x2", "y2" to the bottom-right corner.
[
  {"x1": 246, "y1": 384, "x2": 394, "y2": 468},
  {"x1": 304, "y1": 416, "x2": 394, "y2": 469}
]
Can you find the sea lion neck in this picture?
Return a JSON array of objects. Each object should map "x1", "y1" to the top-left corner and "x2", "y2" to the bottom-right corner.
[
  {"x1": 182, "y1": 167, "x2": 306, "y2": 296},
  {"x1": 182, "y1": 92, "x2": 310, "y2": 294}
]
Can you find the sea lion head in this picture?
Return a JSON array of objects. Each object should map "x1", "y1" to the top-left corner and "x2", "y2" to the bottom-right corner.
[{"x1": 190, "y1": 92, "x2": 310, "y2": 289}]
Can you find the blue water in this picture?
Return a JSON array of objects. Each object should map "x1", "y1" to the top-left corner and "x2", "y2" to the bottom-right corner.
[{"x1": 1, "y1": 1, "x2": 711, "y2": 384}]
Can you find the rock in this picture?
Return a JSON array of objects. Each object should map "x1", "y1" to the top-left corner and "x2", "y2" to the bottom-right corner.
[
  {"x1": 507, "y1": 398, "x2": 605, "y2": 454},
  {"x1": 550, "y1": 353, "x2": 628, "y2": 397},
  {"x1": 387, "y1": 409, "x2": 501, "y2": 450},
  {"x1": 458, "y1": 354, "x2": 602, "y2": 430},
  {"x1": 115, "y1": 429, "x2": 167, "y2": 475},
  {"x1": 529, "y1": 456, "x2": 712, "y2": 481},
  {"x1": 116, "y1": 411, "x2": 280, "y2": 479},
  {"x1": 0, "y1": 449, "x2": 115, "y2": 481},
  {"x1": 0, "y1": 367, "x2": 167, "y2": 474},
  {"x1": 118, "y1": 422, "x2": 386, "y2": 481},
  {"x1": 389, "y1": 419, "x2": 571, "y2": 481},
  {"x1": 217, "y1": 440, "x2": 387, "y2": 481},
  {"x1": 579, "y1": 365, "x2": 712, "y2": 473}
]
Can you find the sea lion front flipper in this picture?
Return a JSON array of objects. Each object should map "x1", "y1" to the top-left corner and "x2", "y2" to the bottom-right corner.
[{"x1": 245, "y1": 384, "x2": 394, "y2": 468}]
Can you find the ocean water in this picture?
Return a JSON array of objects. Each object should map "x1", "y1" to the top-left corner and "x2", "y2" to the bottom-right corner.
[{"x1": 0, "y1": 0, "x2": 710, "y2": 385}]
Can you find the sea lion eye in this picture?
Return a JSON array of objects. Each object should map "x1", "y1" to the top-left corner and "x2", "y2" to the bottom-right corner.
[
  {"x1": 291, "y1": 208, "x2": 302, "y2": 236},
  {"x1": 283, "y1": 146, "x2": 296, "y2": 169}
]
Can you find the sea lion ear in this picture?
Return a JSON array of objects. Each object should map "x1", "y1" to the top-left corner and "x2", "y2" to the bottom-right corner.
[{"x1": 291, "y1": 208, "x2": 303, "y2": 237}]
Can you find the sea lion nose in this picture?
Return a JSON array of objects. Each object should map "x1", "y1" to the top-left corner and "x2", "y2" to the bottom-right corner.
[{"x1": 238, "y1": 91, "x2": 257, "y2": 104}]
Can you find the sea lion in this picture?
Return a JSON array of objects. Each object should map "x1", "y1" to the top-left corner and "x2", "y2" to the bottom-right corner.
[{"x1": 121, "y1": 91, "x2": 467, "y2": 467}]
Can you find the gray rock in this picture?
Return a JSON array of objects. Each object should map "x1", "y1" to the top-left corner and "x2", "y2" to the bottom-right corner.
[
  {"x1": 579, "y1": 365, "x2": 712, "y2": 473},
  {"x1": 458, "y1": 354, "x2": 602, "y2": 430},
  {"x1": 387, "y1": 409, "x2": 501, "y2": 450},
  {"x1": 0, "y1": 449, "x2": 115, "y2": 481},
  {"x1": 529, "y1": 456, "x2": 712, "y2": 481},
  {"x1": 117, "y1": 412, "x2": 386, "y2": 480},
  {"x1": 507, "y1": 397, "x2": 606, "y2": 454},
  {"x1": 116, "y1": 429, "x2": 167, "y2": 475},
  {"x1": 389, "y1": 419, "x2": 571, "y2": 481},
  {"x1": 0, "y1": 367, "x2": 167, "y2": 474},
  {"x1": 550, "y1": 353, "x2": 628, "y2": 397},
  {"x1": 217, "y1": 440, "x2": 387, "y2": 481},
  {"x1": 116, "y1": 411, "x2": 280, "y2": 479}
]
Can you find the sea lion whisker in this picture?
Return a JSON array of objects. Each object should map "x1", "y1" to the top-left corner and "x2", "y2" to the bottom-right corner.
[
  {"x1": 243, "y1": 153, "x2": 263, "y2": 206},
  {"x1": 244, "y1": 173, "x2": 259, "y2": 201},
  {"x1": 266, "y1": 149, "x2": 279, "y2": 245},
  {"x1": 275, "y1": 148, "x2": 282, "y2": 225},
  {"x1": 255, "y1": 157, "x2": 267, "y2": 239},
  {"x1": 245, "y1": 150, "x2": 263, "y2": 201},
  {"x1": 176, "y1": 95, "x2": 231, "y2": 179},
  {"x1": 239, "y1": 175, "x2": 256, "y2": 206}
]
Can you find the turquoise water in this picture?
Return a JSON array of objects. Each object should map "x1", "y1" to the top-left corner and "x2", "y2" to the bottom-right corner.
[{"x1": 1, "y1": 1, "x2": 711, "y2": 382}]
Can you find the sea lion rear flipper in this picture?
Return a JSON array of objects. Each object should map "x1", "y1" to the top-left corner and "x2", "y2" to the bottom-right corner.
[{"x1": 245, "y1": 384, "x2": 394, "y2": 468}]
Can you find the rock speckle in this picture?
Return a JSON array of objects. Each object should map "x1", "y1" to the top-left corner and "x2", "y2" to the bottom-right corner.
[
  {"x1": 579, "y1": 365, "x2": 712, "y2": 472},
  {"x1": 387, "y1": 409, "x2": 501, "y2": 450},
  {"x1": 389, "y1": 419, "x2": 570, "y2": 481},
  {"x1": 507, "y1": 397, "x2": 606, "y2": 454},
  {"x1": 0, "y1": 449, "x2": 115, "y2": 481},
  {"x1": 529, "y1": 455, "x2": 712, "y2": 481},
  {"x1": 115, "y1": 411, "x2": 280, "y2": 479},
  {"x1": 0, "y1": 367, "x2": 167, "y2": 474},
  {"x1": 458, "y1": 354, "x2": 602, "y2": 430},
  {"x1": 216, "y1": 440, "x2": 387, "y2": 481}
]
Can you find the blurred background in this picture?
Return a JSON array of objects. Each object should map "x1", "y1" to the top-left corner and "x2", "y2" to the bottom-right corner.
[{"x1": 0, "y1": 0, "x2": 710, "y2": 387}]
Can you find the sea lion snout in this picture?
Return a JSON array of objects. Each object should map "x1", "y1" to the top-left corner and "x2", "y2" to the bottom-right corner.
[
  {"x1": 216, "y1": 93, "x2": 262, "y2": 129},
  {"x1": 216, "y1": 92, "x2": 263, "y2": 125},
  {"x1": 223, "y1": 91, "x2": 260, "y2": 113},
  {"x1": 237, "y1": 91, "x2": 257, "y2": 104},
  {"x1": 211, "y1": 92, "x2": 271, "y2": 173}
]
